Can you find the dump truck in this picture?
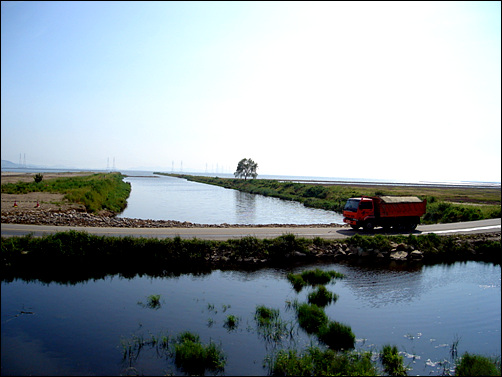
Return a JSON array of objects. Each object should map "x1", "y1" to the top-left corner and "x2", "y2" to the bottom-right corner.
[{"x1": 343, "y1": 195, "x2": 427, "y2": 231}]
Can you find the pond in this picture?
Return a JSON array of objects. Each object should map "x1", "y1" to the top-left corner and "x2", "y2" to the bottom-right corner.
[
  {"x1": 1, "y1": 260, "x2": 500, "y2": 375},
  {"x1": 117, "y1": 174, "x2": 344, "y2": 225}
]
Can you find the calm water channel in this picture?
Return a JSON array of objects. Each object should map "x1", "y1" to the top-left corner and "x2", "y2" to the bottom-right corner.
[
  {"x1": 1, "y1": 261, "x2": 500, "y2": 375},
  {"x1": 117, "y1": 173, "x2": 345, "y2": 224}
]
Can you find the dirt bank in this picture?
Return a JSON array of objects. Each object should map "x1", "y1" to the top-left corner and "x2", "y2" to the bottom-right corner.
[{"x1": 1, "y1": 172, "x2": 95, "y2": 214}]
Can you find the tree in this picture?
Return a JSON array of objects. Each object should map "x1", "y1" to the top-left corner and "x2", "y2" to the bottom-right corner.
[
  {"x1": 234, "y1": 158, "x2": 258, "y2": 180},
  {"x1": 33, "y1": 173, "x2": 43, "y2": 183}
]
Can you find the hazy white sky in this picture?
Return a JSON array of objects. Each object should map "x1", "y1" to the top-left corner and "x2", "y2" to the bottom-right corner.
[{"x1": 1, "y1": 1, "x2": 500, "y2": 182}]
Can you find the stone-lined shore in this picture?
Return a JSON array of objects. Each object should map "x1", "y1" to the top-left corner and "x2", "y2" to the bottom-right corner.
[
  {"x1": 1, "y1": 209, "x2": 344, "y2": 228},
  {"x1": 2, "y1": 209, "x2": 500, "y2": 265}
]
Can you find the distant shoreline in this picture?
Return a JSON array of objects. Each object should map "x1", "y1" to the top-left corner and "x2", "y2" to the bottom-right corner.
[
  {"x1": 275, "y1": 178, "x2": 501, "y2": 190},
  {"x1": 2, "y1": 167, "x2": 500, "y2": 189}
]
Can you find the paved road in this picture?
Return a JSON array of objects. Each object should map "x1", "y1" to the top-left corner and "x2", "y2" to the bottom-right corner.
[{"x1": 1, "y1": 218, "x2": 500, "y2": 240}]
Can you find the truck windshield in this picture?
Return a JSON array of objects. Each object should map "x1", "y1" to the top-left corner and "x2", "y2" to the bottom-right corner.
[{"x1": 344, "y1": 199, "x2": 360, "y2": 212}]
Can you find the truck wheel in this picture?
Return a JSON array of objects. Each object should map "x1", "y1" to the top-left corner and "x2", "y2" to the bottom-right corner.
[
  {"x1": 350, "y1": 225, "x2": 360, "y2": 230},
  {"x1": 393, "y1": 223, "x2": 403, "y2": 231},
  {"x1": 364, "y1": 222, "x2": 374, "y2": 231}
]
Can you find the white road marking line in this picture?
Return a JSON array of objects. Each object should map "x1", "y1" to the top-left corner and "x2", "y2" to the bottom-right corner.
[{"x1": 422, "y1": 225, "x2": 501, "y2": 234}]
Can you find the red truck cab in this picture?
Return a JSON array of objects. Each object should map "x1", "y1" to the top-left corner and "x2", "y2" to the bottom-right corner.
[{"x1": 343, "y1": 197, "x2": 375, "y2": 229}]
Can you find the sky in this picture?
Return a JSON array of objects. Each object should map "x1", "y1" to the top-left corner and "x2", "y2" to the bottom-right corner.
[{"x1": 1, "y1": 1, "x2": 501, "y2": 182}]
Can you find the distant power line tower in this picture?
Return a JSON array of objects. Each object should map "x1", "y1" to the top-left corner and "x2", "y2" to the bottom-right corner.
[
  {"x1": 112, "y1": 157, "x2": 116, "y2": 171},
  {"x1": 23, "y1": 153, "x2": 26, "y2": 168},
  {"x1": 107, "y1": 157, "x2": 110, "y2": 170}
]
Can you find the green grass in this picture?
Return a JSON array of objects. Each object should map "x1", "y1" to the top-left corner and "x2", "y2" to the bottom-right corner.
[
  {"x1": 380, "y1": 344, "x2": 408, "y2": 376},
  {"x1": 1, "y1": 172, "x2": 131, "y2": 213},
  {"x1": 173, "y1": 331, "x2": 226, "y2": 374},
  {"x1": 317, "y1": 321, "x2": 355, "y2": 351},
  {"x1": 307, "y1": 285, "x2": 337, "y2": 307},
  {"x1": 223, "y1": 314, "x2": 239, "y2": 330},
  {"x1": 2, "y1": 231, "x2": 499, "y2": 284},
  {"x1": 255, "y1": 305, "x2": 280, "y2": 327},
  {"x1": 160, "y1": 173, "x2": 501, "y2": 224},
  {"x1": 454, "y1": 352, "x2": 501, "y2": 376},
  {"x1": 295, "y1": 303, "x2": 328, "y2": 334},
  {"x1": 146, "y1": 294, "x2": 161, "y2": 309},
  {"x1": 266, "y1": 346, "x2": 377, "y2": 376},
  {"x1": 254, "y1": 305, "x2": 295, "y2": 342},
  {"x1": 287, "y1": 268, "x2": 345, "y2": 292}
]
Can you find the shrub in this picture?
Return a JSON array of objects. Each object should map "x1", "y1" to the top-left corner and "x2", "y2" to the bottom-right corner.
[
  {"x1": 33, "y1": 173, "x2": 43, "y2": 183},
  {"x1": 454, "y1": 352, "x2": 500, "y2": 376},
  {"x1": 380, "y1": 344, "x2": 408, "y2": 376},
  {"x1": 266, "y1": 233, "x2": 309, "y2": 259}
]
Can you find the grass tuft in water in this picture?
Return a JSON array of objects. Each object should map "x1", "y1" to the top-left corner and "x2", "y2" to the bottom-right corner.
[
  {"x1": 255, "y1": 305, "x2": 296, "y2": 342},
  {"x1": 317, "y1": 321, "x2": 356, "y2": 351},
  {"x1": 295, "y1": 303, "x2": 328, "y2": 335},
  {"x1": 287, "y1": 268, "x2": 344, "y2": 292},
  {"x1": 266, "y1": 346, "x2": 377, "y2": 376},
  {"x1": 173, "y1": 331, "x2": 226, "y2": 374},
  {"x1": 146, "y1": 294, "x2": 161, "y2": 309},
  {"x1": 223, "y1": 314, "x2": 239, "y2": 331},
  {"x1": 307, "y1": 285, "x2": 337, "y2": 307}
]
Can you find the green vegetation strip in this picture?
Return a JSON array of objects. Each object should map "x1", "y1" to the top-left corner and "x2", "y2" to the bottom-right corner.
[
  {"x1": 1, "y1": 172, "x2": 131, "y2": 213},
  {"x1": 159, "y1": 173, "x2": 501, "y2": 224},
  {"x1": 2, "y1": 231, "x2": 499, "y2": 283}
]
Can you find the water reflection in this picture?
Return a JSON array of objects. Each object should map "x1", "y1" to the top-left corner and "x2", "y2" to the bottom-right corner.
[
  {"x1": 234, "y1": 191, "x2": 257, "y2": 224},
  {"x1": 118, "y1": 175, "x2": 344, "y2": 224},
  {"x1": 342, "y1": 266, "x2": 424, "y2": 307},
  {"x1": 1, "y1": 262, "x2": 500, "y2": 376}
]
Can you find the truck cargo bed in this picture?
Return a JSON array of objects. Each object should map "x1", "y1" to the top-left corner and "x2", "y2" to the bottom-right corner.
[{"x1": 376, "y1": 196, "x2": 426, "y2": 218}]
